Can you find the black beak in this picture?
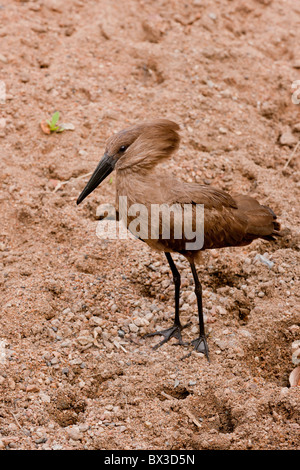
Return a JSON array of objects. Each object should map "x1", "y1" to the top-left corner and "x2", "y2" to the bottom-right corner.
[{"x1": 77, "y1": 153, "x2": 115, "y2": 205}]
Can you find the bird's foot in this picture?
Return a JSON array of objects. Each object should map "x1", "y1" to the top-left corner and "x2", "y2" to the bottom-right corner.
[
  {"x1": 144, "y1": 322, "x2": 191, "y2": 350},
  {"x1": 191, "y1": 335, "x2": 210, "y2": 361}
]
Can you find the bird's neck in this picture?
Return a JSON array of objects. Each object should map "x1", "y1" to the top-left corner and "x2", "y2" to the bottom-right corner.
[{"x1": 115, "y1": 167, "x2": 162, "y2": 207}]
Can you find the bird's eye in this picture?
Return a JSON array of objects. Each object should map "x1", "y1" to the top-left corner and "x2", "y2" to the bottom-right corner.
[{"x1": 119, "y1": 145, "x2": 127, "y2": 153}]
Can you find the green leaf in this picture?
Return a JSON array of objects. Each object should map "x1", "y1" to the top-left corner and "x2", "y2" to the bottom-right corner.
[{"x1": 51, "y1": 111, "x2": 60, "y2": 126}]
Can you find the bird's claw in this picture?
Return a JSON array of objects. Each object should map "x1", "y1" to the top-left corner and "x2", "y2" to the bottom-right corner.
[
  {"x1": 191, "y1": 335, "x2": 210, "y2": 361},
  {"x1": 144, "y1": 322, "x2": 191, "y2": 350}
]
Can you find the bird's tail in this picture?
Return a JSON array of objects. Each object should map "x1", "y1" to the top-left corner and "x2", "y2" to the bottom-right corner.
[
  {"x1": 260, "y1": 204, "x2": 281, "y2": 240},
  {"x1": 234, "y1": 195, "x2": 282, "y2": 242}
]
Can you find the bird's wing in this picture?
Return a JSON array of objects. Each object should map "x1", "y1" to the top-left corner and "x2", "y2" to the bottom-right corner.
[
  {"x1": 156, "y1": 180, "x2": 244, "y2": 249},
  {"x1": 170, "y1": 182, "x2": 238, "y2": 210},
  {"x1": 165, "y1": 180, "x2": 277, "y2": 250}
]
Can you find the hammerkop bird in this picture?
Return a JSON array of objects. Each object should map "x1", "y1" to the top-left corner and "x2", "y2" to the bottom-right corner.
[{"x1": 77, "y1": 120, "x2": 280, "y2": 360}]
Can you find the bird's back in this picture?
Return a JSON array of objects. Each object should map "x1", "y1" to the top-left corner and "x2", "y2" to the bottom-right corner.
[
  {"x1": 117, "y1": 172, "x2": 280, "y2": 260},
  {"x1": 174, "y1": 179, "x2": 280, "y2": 249}
]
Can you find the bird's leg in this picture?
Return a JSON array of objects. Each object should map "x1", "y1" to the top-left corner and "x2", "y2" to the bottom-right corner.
[
  {"x1": 144, "y1": 252, "x2": 190, "y2": 350},
  {"x1": 190, "y1": 262, "x2": 210, "y2": 361}
]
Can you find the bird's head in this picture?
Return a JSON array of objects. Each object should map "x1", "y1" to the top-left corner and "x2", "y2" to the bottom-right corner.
[{"x1": 77, "y1": 119, "x2": 180, "y2": 205}]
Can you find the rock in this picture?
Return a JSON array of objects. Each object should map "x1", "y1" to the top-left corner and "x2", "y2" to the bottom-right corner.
[
  {"x1": 216, "y1": 306, "x2": 227, "y2": 316},
  {"x1": 254, "y1": 254, "x2": 274, "y2": 269},
  {"x1": 39, "y1": 392, "x2": 51, "y2": 403},
  {"x1": 26, "y1": 384, "x2": 40, "y2": 393},
  {"x1": 292, "y1": 348, "x2": 300, "y2": 366},
  {"x1": 89, "y1": 316, "x2": 104, "y2": 327},
  {"x1": 79, "y1": 423, "x2": 89, "y2": 432},
  {"x1": 132, "y1": 317, "x2": 144, "y2": 327},
  {"x1": 31, "y1": 24, "x2": 48, "y2": 34},
  {"x1": 77, "y1": 331, "x2": 93, "y2": 346},
  {"x1": 45, "y1": 0, "x2": 63, "y2": 13},
  {"x1": 188, "y1": 380, "x2": 197, "y2": 386},
  {"x1": 64, "y1": 26, "x2": 75, "y2": 37},
  {"x1": 35, "y1": 437, "x2": 47, "y2": 444},
  {"x1": 279, "y1": 127, "x2": 298, "y2": 147},
  {"x1": 214, "y1": 339, "x2": 227, "y2": 350},
  {"x1": 292, "y1": 340, "x2": 300, "y2": 351},
  {"x1": 28, "y1": 2, "x2": 41, "y2": 11},
  {"x1": 293, "y1": 123, "x2": 300, "y2": 132},
  {"x1": 292, "y1": 60, "x2": 300, "y2": 70},
  {"x1": 70, "y1": 358, "x2": 83, "y2": 365},
  {"x1": 186, "y1": 292, "x2": 196, "y2": 304},
  {"x1": 20, "y1": 73, "x2": 30, "y2": 83},
  {"x1": 60, "y1": 122, "x2": 75, "y2": 131},
  {"x1": 50, "y1": 357, "x2": 59, "y2": 365},
  {"x1": 208, "y1": 13, "x2": 217, "y2": 20},
  {"x1": 129, "y1": 323, "x2": 139, "y2": 333},
  {"x1": 8, "y1": 378, "x2": 15, "y2": 390},
  {"x1": 142, "y1": 19, "x2": 163, "y2": 43},
  {"x1": 118, "y1": 426, "x2": 127, "y2": 433},
  {"x1": 66, "y1": 426, "x2": 83, "y2": 441},
  {"x1": 289, "y1": 366, "x2": 300, "y2": 387},
  {"x1": 260, "y1": 101, "x2": 277, "y2": 118}
]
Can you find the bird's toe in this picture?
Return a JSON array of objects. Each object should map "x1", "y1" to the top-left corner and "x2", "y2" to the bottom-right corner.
[
  {"x1": 191, "y1": 336, "x2": 210, "y2": 361},
  {"x1": 144, "y1": 323, "x2": 191, "y2": 350}
]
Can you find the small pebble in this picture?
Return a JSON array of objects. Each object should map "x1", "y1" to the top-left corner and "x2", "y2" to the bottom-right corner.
[
  {"x1": 26, "y1": 384, "x2": 40, "y2": 393},
  {"x1": 35, "y1": 437, "x2": 47, "y2": 445},
  {"x1": 188, "y1": 380, "x2": 197, "y2": 386},
  {"x1": 254, "y1": 254, "x2": 274, "y2": 269},
  {"x1": 129, "y1": 323, "x2": 139, "y2": 333},
  {"x1": 208, "y1": 12, "x2": 217, "y2": 20},
  {"x1": 292, "y1": 348, "x2": 300, "y2": 366},
  {"x1": 279, "y1": 128, "x2": 298, "y2": 147},
  {"x1": 66, "y1": 426, "x2": 83, "y2": 441}
]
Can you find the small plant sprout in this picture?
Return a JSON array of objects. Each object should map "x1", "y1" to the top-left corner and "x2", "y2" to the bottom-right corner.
[
  {"x1": 47, "y1": 111, "x2": 62, "y2": 132},
  {"x1": 40, "y1": 111, "x2": 75, "y2": 134}
]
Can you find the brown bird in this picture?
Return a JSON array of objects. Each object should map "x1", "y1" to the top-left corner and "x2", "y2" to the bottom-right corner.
[{"x1": 77, "y1": 119, "x2": 281, "y2": 360}]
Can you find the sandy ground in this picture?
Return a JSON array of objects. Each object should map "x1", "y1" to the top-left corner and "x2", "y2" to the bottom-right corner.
[{"x1": 0, "y1": 0, "x2": 299, "y2": 450}]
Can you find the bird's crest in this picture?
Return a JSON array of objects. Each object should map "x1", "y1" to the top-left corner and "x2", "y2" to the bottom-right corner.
[{"x1": 106, "y1": 119, "x2": 180, "y2": 170}]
